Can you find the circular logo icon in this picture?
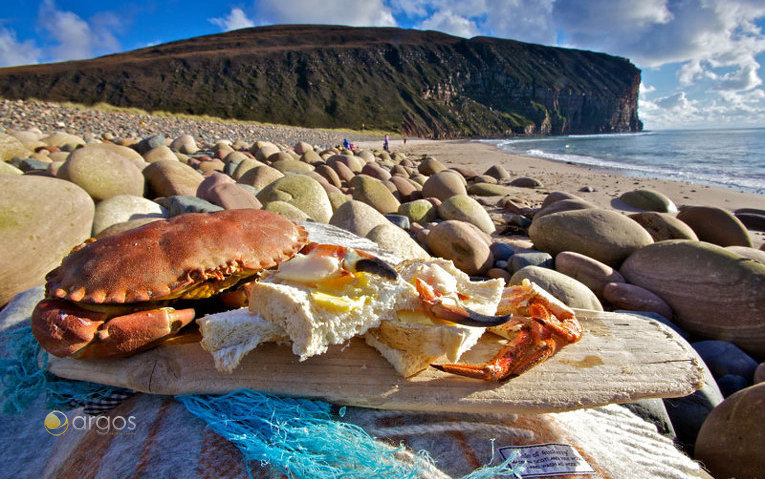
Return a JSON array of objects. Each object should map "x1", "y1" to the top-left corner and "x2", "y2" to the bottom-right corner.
[{"x1": 44, "y1": 410, "x2": 69, "y2": 436}]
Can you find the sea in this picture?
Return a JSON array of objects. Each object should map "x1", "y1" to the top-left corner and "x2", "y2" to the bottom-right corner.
[{"x1": 482, "y1": 128, "x2": 765, "y2": 196}]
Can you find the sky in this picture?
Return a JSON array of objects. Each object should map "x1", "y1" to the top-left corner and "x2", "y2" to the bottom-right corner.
[{"x1": 1, "y1": 1, "x2": 764, "y2": 131}]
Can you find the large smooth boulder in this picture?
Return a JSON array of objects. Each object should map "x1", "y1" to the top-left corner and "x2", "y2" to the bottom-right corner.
[
  {"x1": 425, "y1": 220, "x2": 493, "y2": 276},
  {"x1": 603, "y1": 282, "x2": 673, "y2": 319},
  {"x1": 620, "y1": 240, "x2": 765, "y2": 356},
  {"x1": 694, "y1": 383, "x2": 765, "y2": 479},
  {"x1": 143, "y1": 160, "x2": 204, "y2": 198},
  {"x1": 437, "y1": 194, "x2": 496, "y2": 234},
  {"x1": 529, "y1": 209, "x2": 653, "y2": 267},
  {"x1": 92, "y1": 195, "x2": 167, "y2": 236},
  {"x1": 256, "y1": 175, "x2": 332, "y2": 223},
  {"x1": 677, "y1": 206, "x2": 752, "y2": 247},
  {"x1": 350, "y1": 175, "x2": 400, "y2": 214},
  {"x1": 628, "y1": 212, "x2": 698, "y2": 242},
  {"x1": 0, "y1": 176, "x2": 94, "y2": 306},
  {"x1": 619, "y1": 189, "x2": 677, "y2": 213},
  {"x1": 197, "y1": 172, "x2": 262, "y2": 210},
  {"x1": 366, "y1": 223, "x2": 430, "y2": 260},
  {"x1": 237, "y1": 164, "x2": 284, "y2": 190},
  {"x1": 510, "y1": 265, "x2": 603, "y2": 311},
  {"x1": 329, "y1": 200, "x2": 390, "y2": 237},
  {"x1": 421, "y1": 170, "x2": 467, "y2": 201},
  {"x1": 554, "y1": 251, "x2": 625, "y2": 299},
  {"x1": 59, "y1": 144, "x2": 145, "y2": 201}
]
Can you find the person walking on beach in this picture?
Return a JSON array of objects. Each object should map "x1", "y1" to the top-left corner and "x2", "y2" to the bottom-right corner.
[{"x1": 384, "y1": 135, "x2": 390, "y2": 152}]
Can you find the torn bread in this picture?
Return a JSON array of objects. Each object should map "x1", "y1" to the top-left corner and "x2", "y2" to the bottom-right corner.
[
  {"x1": 197, "y1": 308, "x2": 287, "y2": 373},
  {"x1": 364, "y1": 258, "x2": 505, "y2": 377},
  {"x1": 249, "y1": 270, "x2": 419, "y2": 361}
]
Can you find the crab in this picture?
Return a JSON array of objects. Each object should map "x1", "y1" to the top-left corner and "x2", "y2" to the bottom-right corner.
[
  {"x1": 418, "y1": 278, "x2": 582, "y2": 381},
  {"x1": 31, "y1": 209, "x2": 311, "y2": 359}
]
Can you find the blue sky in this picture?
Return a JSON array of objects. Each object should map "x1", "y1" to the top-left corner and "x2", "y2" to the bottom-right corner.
[{"x1": 2, "y1": 0, "x2": 764, "y2": 130}]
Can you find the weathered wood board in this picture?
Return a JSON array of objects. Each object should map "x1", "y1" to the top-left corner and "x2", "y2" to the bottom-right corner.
[{"x1": 47, "y1": 309, "x2": 705, "y2": 414}]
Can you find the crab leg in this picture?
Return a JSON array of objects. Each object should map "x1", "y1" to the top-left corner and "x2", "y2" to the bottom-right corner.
[
  {"x1": 432, "y1": 281, "x2": 582, "y2": 381},
  {"x1": 414, "y1": 277, "x2": 513, "y2": 326}
]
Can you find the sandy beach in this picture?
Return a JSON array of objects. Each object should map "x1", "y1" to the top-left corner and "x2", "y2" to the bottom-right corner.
[{"x1": 357, "y1": 138, "x2": 765, "y2": 248}]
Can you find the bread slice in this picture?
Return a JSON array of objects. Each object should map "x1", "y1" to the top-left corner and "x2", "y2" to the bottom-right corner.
[
  {"x1": 249, "y1": 271, "x2": 419, "y2": 361},
  {"x1": 197, "y1": 308, "x2": 287, "y2": 373},
  {"x1": 364, "y1": 258, "x2": 505, "y2": 377}
]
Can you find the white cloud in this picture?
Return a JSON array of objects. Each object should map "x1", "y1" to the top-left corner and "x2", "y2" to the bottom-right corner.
[
  {"x1": 416, "y1": 11, "x2": 477, "y2": 38},
  {"x1": 210, "y1": 8, "x2": 255, "y2": 31},
  {"x1": 256, "y1": 0, "x2": 396, "y2": 27},
  {"x1": 37, "y1": 1, "x2": 122, "y2": 62},
  {"x1": 0, "y1": 25, "x2": 41, "y2": 66}
]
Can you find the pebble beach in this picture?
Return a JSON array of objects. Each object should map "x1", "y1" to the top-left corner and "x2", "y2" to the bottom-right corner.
[{"x1": 2, "y1": 98, "x2": 765, "y2": 477}]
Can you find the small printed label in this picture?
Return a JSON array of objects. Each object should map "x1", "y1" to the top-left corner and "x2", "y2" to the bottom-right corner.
[{"x1": 498, "y1": 443, "x2": 595, "y2": 477}]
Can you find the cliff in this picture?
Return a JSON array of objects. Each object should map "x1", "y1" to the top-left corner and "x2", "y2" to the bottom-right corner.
[{"x1": 0, "y1": 25, "x2": 642, "y2": 138}]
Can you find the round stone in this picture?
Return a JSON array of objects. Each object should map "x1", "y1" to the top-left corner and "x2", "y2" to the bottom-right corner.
[
  {"x1": 95, "y1": 217, "x2": 162, "y2": 239},
  {"x1": 484, "y1": 164, "x2": 510, "y2": 180},
  {"x1": 366, "y1": 223, "x2": 430, "y2": 260},
  {"x1": 271, "y1": 158, "x2": 315, "y2": 174},
  {"x1": 315, "y1": 165, "x2": 343, "y2": 188},
  {"x1": 389, "y1": 176, "x2": 421, "y2": 202},
  {"x1": 422, "y1": 170, "x2": 468, "y2": 201},
  {"x1": 0, "y1": 176, "x2": 94, "y2": 306},
  {"x1": 726, "y1": 245, "x2": 765, "y2": 264},
  {"x1": 508, "y1": 251, "x2": 553, "y2": 274},
  {"x1": 529, "y1": 209, "x2": 654, "y2": 267},
  {"x1": 437, "y1": 194, "x2": 496, "y2": 234},
  {"x1": 361, "y1": 163, "x2": 391, "y2": 182},
  {"x1": 602, "y1": 282, "x2": 673, "y2": 319},
  {"x1": 155, "y1": 196, "x2": 222, "y2": 216},
  {"x1": 620, "y1": 240, "x2": 765, "y2": 356},
  {"x1": 490, "y1": 242, "x2": 515, "y2": 261},
  {"x1": 694, "y1": 383, "x2": 765, "y2": 479},
  {"x1": 143, "y1": 145, "x2": 179, "y2": 163},
  {"x1": 398, "y1": 199, "x2": 438, "y2": 226},
  {"x1": 263, "y1": 201, "x2": 311, "y2": 222},
  {"x1": 58, "y1": 144, "x2": 145, "y2": 201},
  {"x1": 534, "y1": 198, "x2": 598, "y2": 220},
  {"x1": 328, "y1": 154, "x2": 364, "y2": 173},
  {"x1": 0, "y1": 133, "x2": 31, "y2": 162},
  {"x1": 417, "y1": 156, "x2": 446, "y2": 175},
  {"x1": 467, "y1": 183, "x2": 520, "y2": 196},
  {"x1": 329, "y1": 200, "x2": 391, "y2": 237},
  {"x1": 92, "y1": 194, "x2": 167, "y2": 236},
  {"x1": 197, "y1": 172, "x2": 262, "y2": 210},
  {"x1": 619, "y1": 189, "x2": 677, "y2": 213},
  {"x1": 256, "y1": 174, "x2": 333, "y2": 223},
  {"x1": 509, "y1": 177, "x2": 543, "y2": 188},
  {"x1": 425, "y1": 220, "x2": 494, "y2": 276},
  {"x1": 142, "y1": 159, "x2": 204, "y2": 198},
  {"x1": 232, "y1": 158, "x2": 267, "y2": 180},
  {"x1": 350, "y1": 175, "x2": 401, "y2": 214},
  {"x1": 509, "y1": 265, "x2": 603, "y2": 311},
  {"x1": 555, "y1": 251, "x2": 626, "y2": 299},
  {"x1": 692, "y1": 340, "x2": 758, "y2": 382},
  {"x1": 237, "y1": 164, "x2": 284, "y2": 190},
  {"x1": 294, "y1": 141, "x2": 313, "y2": 155},
  {"x1": 677, "y1": 206, "x2": 752, "y2": 247},
  {"x1": 628, "y1": 212, "x2": 699, "y2": 242},
  {"x1": 170, "y1": 134, "x2": 198, "y2": 154}
]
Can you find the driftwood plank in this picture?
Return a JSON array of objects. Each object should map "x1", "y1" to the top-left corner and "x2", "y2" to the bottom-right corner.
[{"x1": 47, "y1": 309, "x2": 704, "y2": 414}]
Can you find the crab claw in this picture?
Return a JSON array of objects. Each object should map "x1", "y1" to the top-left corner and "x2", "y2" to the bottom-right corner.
[
  {"x1": 413, "y1": 277, "x2": 513, "y2": 327},
  {"x1": 276, "y1": 242, "x2": 399, "y2": 284}
]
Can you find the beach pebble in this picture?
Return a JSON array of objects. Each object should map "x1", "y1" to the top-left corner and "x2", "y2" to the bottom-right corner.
[
  {"x1": 490, "y1": 242, "x2": 515, "y2": 262},
  {"x1": 692, "y1": 340, "x2": 758, "y2": 384},
  {"x1": 42, "y1": 132, "x2": 85, "y2": 149},
  {"x1": 231, "y1": 158, "x2": 264, "y2": 180},
  {"x1": 0, "y1": 175, "x2": 94, "y2": 306},
  {"x1": 267, "y1": 151, "x2": 294, "y2": 164},
  {"x1": 60, "y1": 151, "x2": 140, "y2": 202},
  {"x1": 383, "y1": 214, "x2": 410, "y2": 230},
  {"x1": 421, "y1": 170, "x2": 467, "y2": 201},
  {"x1": 508, "y1": 251, "x2": 553, "y2": 274},
  {"x1": 95, "y1": 217, "x2": 162, "y2": 239},
  {"x1": 143, "y1": 145, "x2": 179, "y2": 163},
  {"x1": 329, "y1": 200, "x2": 390, "y2": 237},
  {"x1": 449, "y1": 166, "x2": 479, "y2": 181},
  {"x1": 677, "y1": 205, "x2": 753, "y2": 247},
  {"x1": 627, "y1": 212, "x2": 698, "y2": 242},
  {"x1": 755, "y1": 363, "x2": 765, "y2": 384},
  {"x1": 143, "y1": 159, "x2": 204, "y2": 198},
  {"x1": 328, "y1": 160, "x2": 356, "y2": 184},
  {"x1": 554, "y1": 251, "x2": 625, "y2": 299},
  {"x1": 293, "y1": 141, "x2": 313, "y2": 155},
  {"x1": 663, "y1": 361, "x2": 723, "y2": 455},
  {"x1": 484, "y1": 164, "x2": 510, "y2": 181},
  {"x1": 619, "y1": 189, "x2": 677, "y2": 212},
  {"x1": 0, "y1": 133, "x2": 31, "y2": 162},
  {"x1": 602, "y1": 282, "x2": 673, "y2": 319},
  {"x1": 366, "y1": 223, "x2": 430, "y2": 260},
  {"x1": 437, "y1": 194, "x2": 496, "y2": 234},
  {"x1": 360, "y1": 163, "x2": 391, "y2": 182},
  {"x1": 263, "y1": 201, "x2": 311, "y2": 222},
  {"x1": 510, "y1": 265, "x2": 603, "y2": 311},
  {"x1": 734, "y1": 208, "x2": 765, "y2": 231},
  {"x1": 509, "y1": 177, "x2": 543, "y2": 188},
  {"x1": 197, "y1": 171, "x2": 262, "y2": 210},
  {"x1": 237, "y1": 164, "x2": 283, "y2": 190},
  {"x1": 388, "y1": 176, "x2": 421, "y2": 202},
  {"x1": 467, "y1": 183, "x2": 519, "y2": 196},
  {"x1": 155, "y1": 196, "x2": 222, "y2": 216},
  {"x1": 534, "y1": 197, "x2": 598, "y2": 220},
  {"x1": 417, "y1": 156, "x2": 446, "y2": 175},
  {"x1": 314, "y1": 164, "x2": 343, "y2": 188},
  {"x1": 425, "y1": 220, "x2": 494, "y2": 276},
  {"x1": 0, "y1": 162, "x2": 23, "y2": 175},
  {"x1": 529, "y1": 208, "x2": 654, "y2": 267},
  {"x1": 328, "y1": 154, "x2": 364, "y2": 173},
  {"x1": 300, "y1": 149, "x2": 322, "y2": 164},
  {"x1": 135, "y1": 134, "x2": 165, "y2": 154},
  {"x1": 350, "y1": 175, "x2": 401, "y2": 214},
  {"x1": 726, "y1": 245, "x2": 765, "y2": 264},
  {"x1": 170, "y1": 134, "x2": 198, "y2": 154},
  {"x1": 694, "y1": 383, "x2": 765, "y2": 479},
  {"x1": 540, "y1": 191, "x2": 582, "y2": 209},
  {"x1": 0, "y1": 286, "x2": 44, "y2": 333},
  {"x1": 620, "y1": 240, "x2": 765, "y2": 356},
  {"x1": 398, "y1": 199, "x2": 438, "y2": 225},
  {"x1": 92, "y1": 194, "x2": 168, "y2": 236},
  {"x1": 271, "y1": 158, "x2": 314, "y2": 174},
  {"x1": 257, "y1": 174, "x2": 332, "y2": 223},
  {"x1": 253, "y1": 143, "x2": 280, "y2": 163}
]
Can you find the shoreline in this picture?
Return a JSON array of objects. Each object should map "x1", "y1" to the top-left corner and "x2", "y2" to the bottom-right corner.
[{"x1": 356, "y1": 138, "x2": 765, "y2": 247}]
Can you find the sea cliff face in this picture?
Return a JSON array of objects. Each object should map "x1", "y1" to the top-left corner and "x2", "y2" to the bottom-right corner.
[{"x1": 0, "y1": 25, "x2": 642, "y2": 138}]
